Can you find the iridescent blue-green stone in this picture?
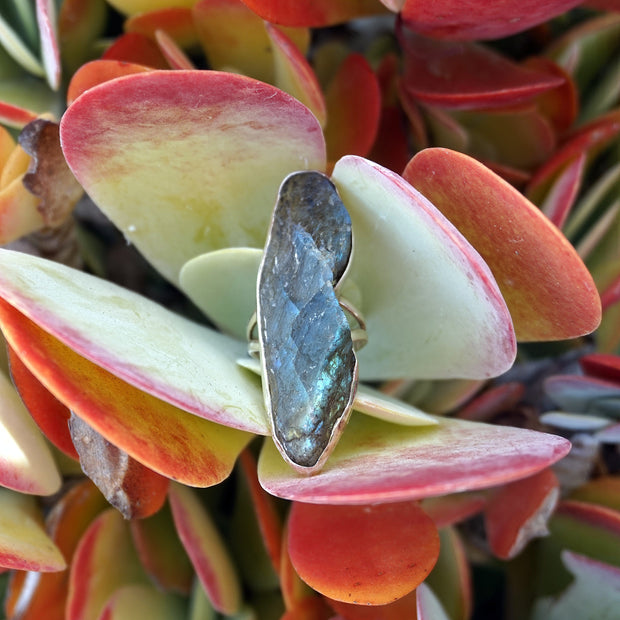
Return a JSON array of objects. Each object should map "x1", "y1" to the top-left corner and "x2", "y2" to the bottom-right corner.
[{"x1": 257, "y1": 171, "x2": 356, "y2": 471}]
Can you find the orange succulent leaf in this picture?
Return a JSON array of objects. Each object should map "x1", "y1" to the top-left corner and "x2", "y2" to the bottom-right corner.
[
  {"x1": 7, "y1": 343, "x2": 77, "y2": 460},
  {"x1": 398, "y1": 26, "x2": 565, "y2": 110},
  {"x1": 0, "y1": 363, "x2": 61, "y2": 495},
  {"x1": 280, "y1": 595, "x2": 333, "y2": 620},
  {"x1": 0, "y1": 298, "x2": 253, "y2": 487},
  {"x1": 287, "y1": 501, "x2": 439, "y2": 605},
  {"x1": 0, "y1": 488, "x2": 65, "y2": 572},
  {"x1": 327, "y1": 589, "x2": 418, "y2": 619},
  {"x1": 280, "y1": 520, "x2": 314, "y2": 610},
  {"x1": 125, "y1": 8, "x2": 199, "y2": 49},
  {"x1": 237, "y1": 0, "x2": 388, "y2": 27},
  {"x1": 485, "y1": 469, "x2": 560, "y2": 560},
  {"x1": 324, "y1": 54, "x2": 381, "y2": 164},
  {"x1": 129, "y1": 501, "x2": 194, "y2": 594},
  {"x1": 4, "y1": 480, "x2": 108, "y2": 620},
  {"x1": 258, "y1": 414, "x2": 570, "y2": 504},
  {"x1": 239, "y1": 450, "x2": 283, "y2": 573},
  {"x1": 66, "y1": 508, "x2": 149, "y2": 620},
  {"x1": 404, "y1": 148, "x2": 602, "y2": 341},
  {"x1": 66, "y1": 60, "x2": 154, "y2": 105},
  {"x1": 425, "y1": 528, "x2": 471, "y2": 620},
  {"x1": 168, "y1": 483, "x2": 241, "y2": 615},
  {"x1": 421, "y1": 494, "x2": 486, "y2": 529},
  {"x1": 69, "y1": 414, "x2": 169, "y2": 520},
  {"x1": 102, "y1": 32, "x2": 169, "y2": 68},
  {"x1": 400, "y1": 0, "x2": 582, "y2": 40},
  {"x1": 0, "y1": 102, "x2": 38, "y2": 129}
]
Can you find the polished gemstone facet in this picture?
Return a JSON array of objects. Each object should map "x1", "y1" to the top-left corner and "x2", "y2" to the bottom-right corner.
[{"x1": 257, "y1": 171, "x2": 357, "y2": 472}]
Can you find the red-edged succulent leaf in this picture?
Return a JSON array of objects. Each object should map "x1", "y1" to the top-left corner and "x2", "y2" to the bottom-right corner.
[
  {"x1": 485, "y1": 469, "x2": 560, "y2": 560},
  {"x1": 532, "y1": 552, "x2": 620, "y2": 620},
  {"x1": 544, "y1": 374, "x2": 620, "y2": 414},
  {"x1": 0, "y1": 249, "x2": 267, "y2": 434},
  {"x1": 580, "y1": 353, "x2": 620, "y2": 384},
  {"x1": 155, "y1": 30, "x2": 195, "y2": 69},
  {"x1": 404, "y1": 148, "x2": 602, "y2": 341},
  {"x1": 66, "y1": 60, "x2": 154, "y2": 105},
  {"x1": 98, "y1": 584, "x2": 185, "y2": 620},
  {"x1": 168, "y1": 483, "x2": 241, "y2": 615},
  {"x1": 69, "y1": 413, "x2": 169, "y2": 520},
  {"x1": 125, "y1": 8, "x2": 198, "y2": 48},
  {"x1": 400, "y1": 0, "x2": 582, "y2": 40},
  {"x1": 0, "y1": 102, "x2": 38, "y2": 129},
  {"x1": 324, "y1": 54, "x2": 381, "y2": 163},
  {"x1": 280, "y1": 520, "x2": 314, "y2": 610},
  {"x1": 281, "y1": 596, "x2": 333, "y2": 620},
  {"x1": 288, "y1": 501, "x2": 439, "y2": 604},
  {"x1": 0, "y1": 488, "x2": 65, "y2": 572},
  {"x1": 7, "y1": 343, "x2": 77, "y2": 459},
  {"x1": 398, "y1": 26, "x2": 565, "y2": 109},
  {"x1": 238, "y1": 0, "x2": 387, "y2": 26},
  {"x1": 101, "y1": 32, "x2": 169, "y2": 68},
  {"x1": 258, "y1": 414, "x2": 570, "y2": 504},
  {"x1": 0, "y1": 298, "x2": 253, "y2": 487},
  {"x1": 416, "y1": 583, "x2": 450, "y2": 620},
  {"x1": 0, "y1": 365, "x2": 61, "y2": 495},
  {"x1": 540, "y1": 152, "x2": 585, "y2": 229},
  {"x1": 4, "y1": 480, "x2": 107, "y2": 620},
  {"x1": 67, "y1": 508, "x2": 148, "y2": 620},
  {"x1": 569, "y1": 476, "x2": 620, "y2": 513},
  {"x1": 327, "y1": 590, "x2": 418, "y2": 619},
  {"x1": 239, "y1": 450, "x2": 283, "y2": 573},
  {"x1": 527, "y1": 109, "x2": 620, "y2": 203},
  {"x1": 421, "y1": 494, "x2": 486, "y2": 528},
  {"x1": 267, "y1": 23, "x2": 326, "y2": 126},
  {"x1": 456, "y1": 382, "x2": 525, "y2": 423},
  {"x1": 332, "y1": 155, "x2": 516, "y2": 381},
  {"x1": 425, "y1": 528, "x2": 471, "y2": 620},
  {"x1": 129, "y1": 501, "x2": 194, "y2": 594},
  {"x1": 36, "y1": 0, "x2": 61, "y2": 90},
  {"x1": 60, "y1": 70, "x2": 326, "y2": 284}
]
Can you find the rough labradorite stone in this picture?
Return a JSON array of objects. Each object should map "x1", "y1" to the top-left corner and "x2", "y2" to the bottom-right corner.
[{"x1": 257, "y1": 171, "x2": 357, "y2": 471}]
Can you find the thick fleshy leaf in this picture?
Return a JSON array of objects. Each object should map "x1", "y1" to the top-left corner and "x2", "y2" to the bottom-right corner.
[
  {"x1": 400, "y1": 0, "x2": 582, "y2": 40},
  {"x1": 580, "y1": 354, "x2": 620, "y2": 384},
  {"x1": 425, "y1": 528, "x2": 471, "y2": 620},
  {"x1": 532, "y1": 552, "x2": 620, "y2": 620},
  {"x1": 36, "y1": 0, "x2": 61, "y2": 89},
  {"x1": 569, "y1": 476, "x2": 620, "y2": 513},
  {"x1": 421, "y1": 494, "x2": 485, "y2": 528},
  {"x1": 168, "y1": 483, "x2": 241, "y2": 615},
  {"x1": 8, "y1": 344, "x2": 77, "y2": 459},
  {"x1": 327, "y1": 590, "x2": 418, "y2": 619},
  {"x1": 4, "y1": 480, "x2": 107, "y2": 620},
  {"x1": 457, "y1": 382, "x2": 525, "y2": 423},
  {"x1": 324, "y1": 54, "x2": 381, "y2": 163},
  {"x1": 544, "y1": 374, "x2": 620, "y2": 416},
  {"x1": 69, "y1": 413, "x2": 169, "y2": 519},
  {"x1": 0, "y1": 488, "x2": 65, "y2": 572},
  {"x1": 106, "y1": 0, "x2": 196, "y2": 16},
  {"x1": 540, "y1": 152, "x2": 585, "y2": 229},
  {"x1": 102, "y1": 32, "x2": 169, "y2": 68},
  {"x1": 288, "y1": 501, "x2": 439, "y2": 604},
  {"x1": 60, "y1": 70, "x2": 326, "y2": 284},
  {"x1": 0, "y1": 101, "x2": 38, "y2": 128},
  {"x1": 155, "y1": 30, "x2": 195, "y2": 69},
  {"x1": 332, "y1": 155, "x2": 516, "y2": 380},
  {"x1": 238, "y1": 0, "x2": 387, "y2": 26},
  {"x1": 99, "y1": 584, "x2": 185, "y2": 620},
  {"x1": 67, "y1": 508, "x2": 148, "y2": 620},
  {"x1": 398, "y1": 28, "x2": 565, "y2": 109},
  {"x1": 66, "y1": 60, "x2": 153, "y2": 105},
  {"x1": 267, "y1": 24, "x2": 326, "y2": 126},
  {"x1": 130, "y1": 501, "x2": 194, "y2": 594},
  {"x1": 0, "y1": 298, "x2": 253, "y2": 486},
  {"x1": 258, "y1": 414, "x2": 571, "y2": 504},
  {"x1": 0, "y1": 249, "x2": 267, "y2": 434},
  {"x1": 484, "y1": 469, "x2": 559, "y2": 559},
  {"x1": 125, "y1": 8, "x2": 198, "y2": 48},
  {"x1": 0, "y1": 366, "x2": 61, "y2": 495},
  {"x1": 404, "y1": 148, "x2": 602, "y2": 341},
  {"x1": 416, "y1": 584, "x2": 450, "y2": 620}
]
